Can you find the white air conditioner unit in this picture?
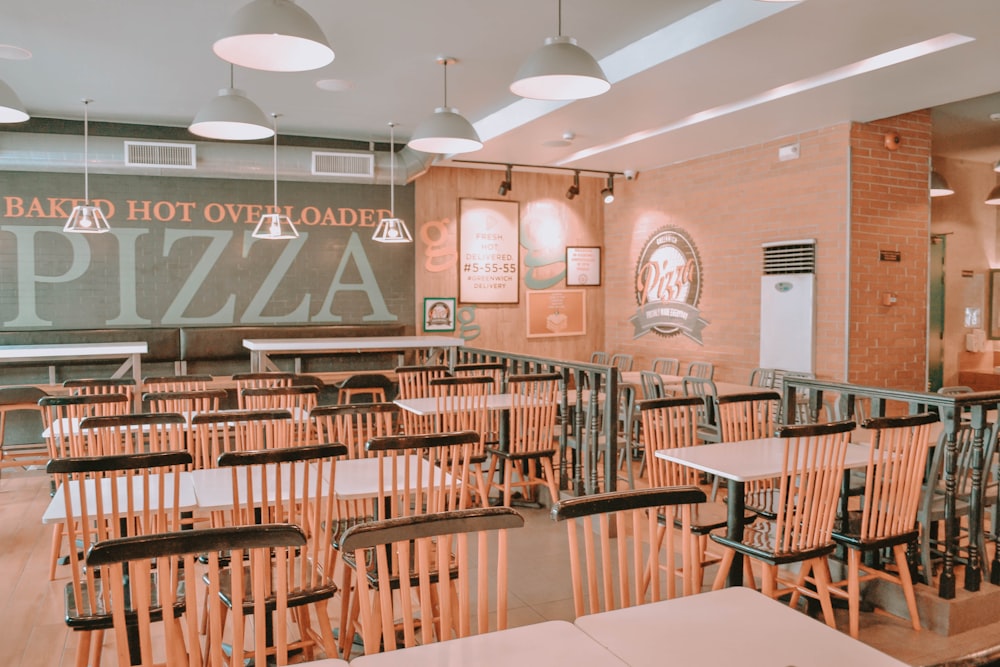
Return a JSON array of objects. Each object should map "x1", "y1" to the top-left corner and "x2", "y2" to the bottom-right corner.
[{"x1": 759, "y1": 239, "x2": 816, "y2": 374}]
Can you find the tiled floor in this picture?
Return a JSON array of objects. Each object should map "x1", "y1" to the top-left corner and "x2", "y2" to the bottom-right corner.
[{"x1": 3, "y1": 466, "x2": 1000, "y2": 666}]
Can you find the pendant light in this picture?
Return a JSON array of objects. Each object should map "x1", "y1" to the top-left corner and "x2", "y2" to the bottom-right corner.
[
  {"x1": 214, "y1": 0, "x2": 334, "y2": 72},
  {"x1": 510, "y1": 0, "x2": 610, "y2": 101},
  {"x1": 0, "y1": 79, "x2": 29, "y2": 123},
  {"x1": 252, "y1": 114, "x2": 299, "y2": 239},
  {"x1": 189, "y1": 64, "x2": 274, "y2": 141},
  {"x1": 408, "y1": 57, "x2": 482, "y2": 155},
  {"x1": 929, "y1": 171, "x2": 953, "y2": 197},
  {"x1": 601, "y1": 174, "x2": 615, "y2": 204},
  {"x1": 64, "y1": 99, "x2": 111, "y2": 234},
  {"x1": 373, "y1": 122, "x2": 413, "y2": 244}
]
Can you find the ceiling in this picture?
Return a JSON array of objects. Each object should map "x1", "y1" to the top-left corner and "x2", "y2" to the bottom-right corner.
[{"x1": 4, "y1": 0, "x2": 1000, "y2": 175}]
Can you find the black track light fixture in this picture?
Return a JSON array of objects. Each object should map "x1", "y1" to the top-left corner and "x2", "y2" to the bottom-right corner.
[
  {"x1": 601, "y1": 173, "x2": 615, "y2": 204},
  {"x1": 566, "y1": 170, "x2": 580, "y2": 200},
  {"x1": 498, "y1": 164, "x2": 513, "y2": 196}
]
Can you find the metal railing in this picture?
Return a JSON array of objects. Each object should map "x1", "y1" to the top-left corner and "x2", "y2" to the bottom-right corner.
[{"x1": 783, "y1": 377, "x2": 1000, "y2": 599}]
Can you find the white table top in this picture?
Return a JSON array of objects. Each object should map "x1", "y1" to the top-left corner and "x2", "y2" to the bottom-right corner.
[
  {"x1": 333, "y1": 455, "x2": 454, "y2": 502},
  {"x1": 394, "y1": 393, "x2": 518, "y2": 416},
  {"x1": 242, "y1": 336, "x2": 465, "y2": 352},
  {"x1": 0, "y1": 341, "x2": 148, "y2": 361},
  {"x1": 574, "y1": 587, "x2": 907, "y2": 666},
  {"x1": 655, "y1": 437, "x2": 871, "y2": 482},
  {"x1": 351, "y1": 620, "x2": 625, "y2": 667},
  {"x1": 42, "y1": 471, "x2": 197, "y2": 524},
  {"x1": 189, "y1": 463, "x2": 326, "y2": 512}
]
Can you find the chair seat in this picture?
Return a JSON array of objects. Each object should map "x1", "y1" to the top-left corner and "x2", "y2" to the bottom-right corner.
[
  {"x1": 659, "y1": 501, "x2": 756, "y2": 535},
  {"x1": 216, "y1": 562, "x2": 338, "y2": 612},
  {"x1": 485, "y1": 446, "x2": 558, "y2": 461},
  {"x1": 710, "y1": 522, "x2": 837, "y2": 566},
  {"x1": 832, "y1": 511, "x2": 920, "y2": 551},
  {"x1": 65, "y1": 575, "x2": 183, "y2": 629}
]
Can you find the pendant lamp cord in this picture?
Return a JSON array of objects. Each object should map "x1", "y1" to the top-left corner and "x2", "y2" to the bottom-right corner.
[
  {"x1": 272, "y1": 114, "x2": 279, "y2": 211},
  {"x1": 82, "y1": 98, "x2": 91, "y2": 204},
  {"x1": 442, "y1": 61, "x2": 449, "y2": 108},
  {"x1": 388, "y1": 122, "x2": 396, "y2": 216},
  {"x1": 557, "y1": 0, "x2": 563, "y2": 36}
]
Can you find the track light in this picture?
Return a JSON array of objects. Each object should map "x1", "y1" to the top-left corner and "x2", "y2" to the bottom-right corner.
[
  {"x1": 601, "y1": 174, "x2": 615, "y2": 204},
  {"x1": 566, "y1": 171, "x2": 580, "y2": 200},
  {"x1": 498, "y1": 165, "x2": 513, "y2": 196}
]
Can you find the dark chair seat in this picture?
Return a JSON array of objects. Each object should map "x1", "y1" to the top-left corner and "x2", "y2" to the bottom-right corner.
[{"x1": 710, "y1": 525, "x2": 837, "y2": 566}]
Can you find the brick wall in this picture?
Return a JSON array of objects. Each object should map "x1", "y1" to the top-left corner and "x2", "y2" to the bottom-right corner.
[{"x1": 849, "y1": 111, "x2": 931, "y2": 390}]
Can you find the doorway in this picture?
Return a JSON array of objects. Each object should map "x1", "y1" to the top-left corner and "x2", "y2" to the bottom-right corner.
[{"x1": 928, "y1": 234, "x2": 946, "y2": 391}]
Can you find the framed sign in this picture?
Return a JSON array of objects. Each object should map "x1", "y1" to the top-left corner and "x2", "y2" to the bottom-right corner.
[
  {"x1": 526, "y1": 289, "x2": 586, "y2": 338},
  {"x1": 423, "y1": 297, "x2": 456, "y2": 332},
  {"x1": 458, "y1": 198, "x2": 520, "y2": 304},
  {"x1": 566, "y1": 246, "x2": 602, "y2": 286}
]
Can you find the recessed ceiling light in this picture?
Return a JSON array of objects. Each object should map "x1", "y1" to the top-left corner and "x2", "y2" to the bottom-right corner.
[
  {"x1": 0, "y1": 45, "x2": 31, "y2": 60},
  {"x1": 316, "y1": 78, "x2": 355, "y2": 92}
]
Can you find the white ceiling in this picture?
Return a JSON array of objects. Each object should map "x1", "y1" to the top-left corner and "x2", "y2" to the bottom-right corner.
[{"x1": 4, "y1": 0, "x2": 1000, "y2": 174}]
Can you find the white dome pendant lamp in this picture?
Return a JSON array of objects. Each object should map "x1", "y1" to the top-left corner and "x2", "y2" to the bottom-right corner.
[
  {"x1": 189, "y1": 64, "x2": 274, "y2": 141},
  {"x1": 252, "y1": 114, "x2": 300, "y2": 240},
  {"x1": 214, "y1": 0, "x2": 334, "y2": 72},
  {"x1": 0, "y1": 79, "x2": 29, "y2": 123},
  {"x1": 373, "y1": 122, "x2": 413, "y2": 244},
  {"x1": 64, "y1": 99, "x2": 111, "y2": 234},
  {"x1": 408, "y1": 57, "x2": 482, "y2": 155},
  {"x1": 510, "y1": 0, "x2": 610, "y2": 100}
]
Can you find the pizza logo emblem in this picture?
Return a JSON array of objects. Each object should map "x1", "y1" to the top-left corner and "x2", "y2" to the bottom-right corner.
[{"x1": 631, "y1": 226, "x2": 709, "y2": 343}]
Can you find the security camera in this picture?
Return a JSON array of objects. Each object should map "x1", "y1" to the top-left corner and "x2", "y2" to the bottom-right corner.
[{"x1": 623, "y1": 169, "x2": 637, "y2": 181}]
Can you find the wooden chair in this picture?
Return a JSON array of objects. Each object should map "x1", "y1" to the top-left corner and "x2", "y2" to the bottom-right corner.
[
  {"x1": 142, "y1": 374, "x2": 215, "y2": 391},
  {"x1": 143, "y1": 388, "x2": 227, "y2": 423},
  {"x1": 85, "y1": 523, "x2": 307, "y2": 667},
  {"x1": 715, "y1": 391, "x2": 781, "y2": 506},
  {"x1": 710, "y1": 419, "x2": 856, "y2": 629},
  {"x1": 685, "y1": 361, "x2": 714, "y2": 380},
  {"x1": 232, "y1": 371, "x2": 296, "y2": 408},
  {"x1": 187, "y1": 409, "x2": 293, "y2": 469},
  {"x1": 215, "y1": 442, "x2": 348, "y2": 661},
  {"x1": 918, "y1": 422, "x2": 998, "y2": 584},
  {"x1": 486, "y1": 372, "x2": 561, "y2": 507},
  {"x1": 39, "y1": 392, "x2": 131, "y2": 580},
  {"x1": 651, "y1": 357, "x2": 680, "y2": 376},
  {"x1": 395, "y1": 365, "x2": 451, "y2": 435},
  {"x1": 551, "y1": 486, "x2": 706, "y2": 615},
  {"x1": 334, "y1": 373, "x2": 395, "y2": 404},
  {"x1": 452, "y1": 361, "x2": 505, "y2": 389},
  {"x1": 79, "y1": 412, "x2": 188, "y2": 457},
  {"x1": 48, "y1": 449, "x2": 192, "y2": 667},
  {"x1": 337, "y1": 431, "x2": 479, "y2": 655},
  {"x1": 241, "y1": 384, "x2": 320, "y2": 445},
  {"x1": 311, "y1": 402, "x2": 401, "y2": 459},
  {"x1": 826, "y1": 412, "x2": 938, "y2": 638},
  {"x1": 639, "y1": 395, "x2": 757, "y2": 594},
  {"x1": 0, "y1": 385, "x2": 49, "y2": 481},
  {"x1": 430, "y1": 375, "x2": 494, "y2": 506},
  {"x1": 340, "y1": 507, "x2": 524, "y2": 655},
  {"x1": 63, "y1": 377, "x2": 136, "y2": 407}
]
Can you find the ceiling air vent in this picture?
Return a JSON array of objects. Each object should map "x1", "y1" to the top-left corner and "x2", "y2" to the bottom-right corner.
[
  {"x1": 762, "y1": 239, "x2": 816, "y2": 275},
  {"x1": 124, "y1": 141, "x2": 196, "y2": 169},
  {"x1": 312, "y1": 150, "x2": 374, "y2": 178}
]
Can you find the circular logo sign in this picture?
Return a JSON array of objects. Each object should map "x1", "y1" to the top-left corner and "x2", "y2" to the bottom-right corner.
[{"x1": 630, "y1": 226, "x2": 709, "y2": 342}]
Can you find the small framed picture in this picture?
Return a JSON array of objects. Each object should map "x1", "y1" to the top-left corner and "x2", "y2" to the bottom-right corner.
[
  {"x1": 423, "y1": 297, "x2": 456, "y2": 332},
  {"x1": 566, "y1": 246, "x2": 602, "y2": 286}
]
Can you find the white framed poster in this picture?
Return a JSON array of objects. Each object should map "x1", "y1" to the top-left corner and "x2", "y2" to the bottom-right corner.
[
  {"x1": 458, "y1": 198, "x2": 520, "y2": 304},
  {"x1": 566, "y1": 246, "x2": 602, "y2": 286}
]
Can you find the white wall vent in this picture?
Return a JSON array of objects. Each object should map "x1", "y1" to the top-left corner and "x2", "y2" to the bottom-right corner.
[
  {"x1": 124, "y1": 141, "x2": 196, "y2": 169},
  {"x1": 312, "y1": 151, "x2": 375, "y2": 178},
  {"x1": 762, "y1": 239, "x2": 816, "y2": 275}
]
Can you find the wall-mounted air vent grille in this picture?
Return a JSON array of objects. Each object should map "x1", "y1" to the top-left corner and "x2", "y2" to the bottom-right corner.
[
  {"x1": 762, "y1": 239, "x2": 816, "y2": 275},
  {"x1": 124, "y1": 141, "x2": 196, "y2": 169},
  {"x1": 312, "y1": 151, "x2": 374, "y2": 178}
]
